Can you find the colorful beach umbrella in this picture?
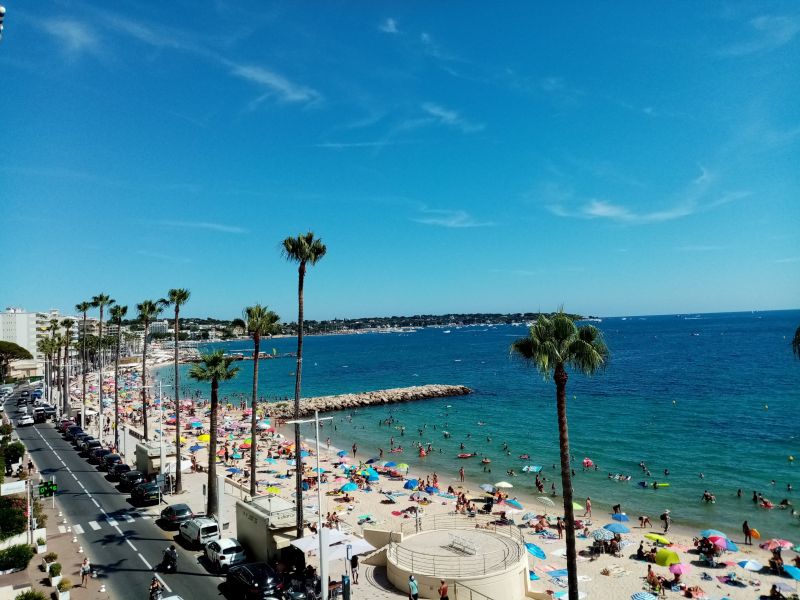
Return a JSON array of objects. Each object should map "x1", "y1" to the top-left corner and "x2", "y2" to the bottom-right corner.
[
  {"x1": 604, "y1": 523, "x2": 630, "y2": 534},
  {"x1": 760, "y1": 538, "x2": 793, "y2": 551},
  {"x1": 737, "y1": 559, "x2": 763, "y2": 571},
  {"x1": 654, "y1": 548, "x2": 680, "y2": 567},
  {"x1": 612, "y1": 513, "x2": 630, "y2": 522},
  {"x1": 337, "y1": 450, "x2": 347, "y2": 457},
  {"x1": 592, "y1": 529, "x2": 614, "y2": 541},
  {"x1": 506, "y1": 499, "x2": 523, "y2": 510},
  {"x1": 709, "y1": 536, "x2": 738, "y2": 551},
  {"x1": 645, "y1": 533, "x2": 670, "y2": 545},
  {"x1": 699, "y1": 529, "x2": 726, "y2": 538},
  {"x1": 572, "y1": 502, "x2": 583, "y2": 510},
  {"x1": 340, "y1": 482, "x2": 358, "y2": 492},
  {"x1": 226, "y1": 467, "x2": 243, "y2": 474},
  {"x1": 197, "y1": 434, "x2": 210, "y2": 442},
  {"x1": 525, "y1": 542, "x2": 546, "y2": 560},
  {"x1": 384, "y1": 461, "x2": 397, "y2": 468},
  {"x1": 189, "y1": 444, "x2": 204, "y2": 452},
  {"x1": 403, "y1": 479, "x2": 419, "y2": 490},
  {"x1": 631, "y1": 593, "x2": 657, "y2": 600},
  {"x1": 396, "y1": 463, "x2": 409, "y2": 471},
  {"x1": 669, "y1": 563, "x2": 691, "y2": 575}
]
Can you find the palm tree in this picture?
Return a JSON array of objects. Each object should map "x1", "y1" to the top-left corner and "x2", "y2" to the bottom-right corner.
[
  {"x1": 282, "y1": 232, "x2": 327, "y2": 537},
  {"x1": 49, "y1": 319, "x2": 60, "y2": 393},
  {"x1": 511, "y1": 310, "x2": 608, "y2": 600},
  {"x1": 233, "y1": 305, "x2": 281, "y2": 497},
  {"x1": 792, "y1": 326, "x2": 800, "y2": 359},
  {"x1": 60, "y1": 319, "x2": 75, "y2": 414},
  {"x1": 189, "y1": 350, "x2": 239, "y2": 518},
  {"x1": 137, "y1": 300, "x2": 163, "y2": 441},
  {"x1": 75, "y1": 301, "x2": 92, "y2": 426},
  {"x1": 161, "y1": 289, "x2": 191, "y2": 494},
  {"x1": 37, "y1": 338, "x2": 56, "y2": 399},
  {"x1": 110, "y1": 305, "x2": 128, "y2": 450}
]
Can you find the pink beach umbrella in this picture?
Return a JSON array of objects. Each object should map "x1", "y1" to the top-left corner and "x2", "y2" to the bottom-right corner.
[
  {"x1": 669, "y1": 563, "x2": 691, "y2": 575},
  {"x1": 760, "y1": 539, "x2": 793, "y2": 551}
]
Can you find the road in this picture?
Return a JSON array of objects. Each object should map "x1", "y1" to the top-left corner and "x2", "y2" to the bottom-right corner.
[{"x1": 9, "y1": 395, "x2": 228, "y2": 600}]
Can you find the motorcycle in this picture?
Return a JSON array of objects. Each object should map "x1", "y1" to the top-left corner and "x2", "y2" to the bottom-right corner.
[{"x1": 160, "y1": 547, "x2": 177, "y2": 574}]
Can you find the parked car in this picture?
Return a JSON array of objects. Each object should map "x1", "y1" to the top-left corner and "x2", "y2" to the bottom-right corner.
[
  {"x1": 131, "y1": 481, "x2": 160, "y2": 505},
  {"x1": 179, "y1": 517, "x2": 220, "y2": 548},
  {"x1": 101, "y1": 453, "x2": 122, "y2": 471},
  {"x1": 160, "y1": 504, "x2": 194, "y2": 528},
  {"x1": 41, "y1": 404, "x2": 57, "y2": 417},
  {"x1": 64, "y1": 426, "x2": 84, "y2": 440},
  {"x1": 32, "y1": 408, "x2": 47, "y2": 423},
  {"x1": 30, "y1": 390, "x2": 42, "y2": 399},
  {"x1": 89, "y1": 448, "x2": 112, "y2": 464},
  {"x1": 81, "y1": 440, "x2": 101, "y2": 454},
  {"x1": 225, "y1": 563, "x2": 280, "y2": 599},
  {"x1": 119, "y1": 470, "x2": 146, "y2": 491},
  {"x1": 205, "y1": 537, "x2": 247, "y2": 572},
  {"x1": 73, "y1": 433, "x2": 92, "y2": 446},
  {"x1": 57, "y1": 419, "x2": 74, "y2": 432},
  {"x1": 109, "y1": 463, "x2": 132, "y2": 480},
  {"x1": 16, "y1": 415, "x2": 34, "y2": 427}
]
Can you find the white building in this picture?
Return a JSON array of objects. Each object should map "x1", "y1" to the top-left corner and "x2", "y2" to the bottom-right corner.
[
  {"x1": 1, "y1": 307, "x2": 39, "y2": 358},
  {"x1": 148, "y1": 320, "x2": 169, "y2": 335}
]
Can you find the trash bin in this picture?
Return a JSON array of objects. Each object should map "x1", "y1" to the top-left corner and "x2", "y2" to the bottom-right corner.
[{"x1": 341, "y1": 574, "x2": 351, "y2": 600}]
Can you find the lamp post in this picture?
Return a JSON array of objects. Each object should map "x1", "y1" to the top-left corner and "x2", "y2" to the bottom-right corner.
[{"x1": 286, "y1": 411, "x2": 333, "y2": 600}]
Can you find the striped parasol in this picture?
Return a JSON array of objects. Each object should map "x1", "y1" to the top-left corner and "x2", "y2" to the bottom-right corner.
[
  {"x1": 537, "y1": 496, "x2": 555, "y2": 507},
  {"x1": 592, "y1": 528, "x2": 615, "y2": 541}
]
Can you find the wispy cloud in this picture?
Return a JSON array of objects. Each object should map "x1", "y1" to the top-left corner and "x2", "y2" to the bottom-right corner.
[
  {"x1": 420, "y1": 103, "x2": 484, "y2": 133},
  {"x1": 158, "y1": 220, "x2": 248, "y2": 234},
  {"x1": 720, "y1": 14, "x2": 800, "y2": 56},
  {"x1": 543, "y1": 168, "x2": 749, "y2": 225},
  {"x1": 40, "y1": 19, "x2": 101, "y2": 57},
  {"x1": 228, "y1": 63, "x2": 321, "y2": 106},
  {"x1": 379, "y1": 18, "x2": 399, "y2": 34},
  {"x1": 413, "y1": 208, "x2": 494, "y2": 228}
]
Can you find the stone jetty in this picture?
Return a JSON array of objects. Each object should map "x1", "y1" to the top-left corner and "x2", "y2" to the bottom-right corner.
[{"x1": 267, "y1": 384, "x2": 472, "y2": 419}]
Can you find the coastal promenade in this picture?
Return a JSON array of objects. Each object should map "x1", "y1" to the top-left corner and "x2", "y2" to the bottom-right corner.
[{"x1": 267, "y1": 384, "x2": 472, "y2": 418}]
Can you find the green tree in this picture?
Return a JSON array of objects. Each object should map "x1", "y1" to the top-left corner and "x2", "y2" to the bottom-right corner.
[
  {"x1": 233, "y1": 305, "x2": 281, "y2": 497},
  {"x1": 110, "y1": 305, "x2": 128, "y2": 450},
  {"x1": 0, "y1": 342, "x2": 33, "y2": 383},
  {"x1": 189, "y1": 350, "x2": 239, "y2": 518},
  {"x1": 511, "y1": 310, "x2": 608, "y2": 600},
  {"x1": 792, "y1": 326, "x2": 800, "y2": 359},
  {"x1": 161, "y1": 289, "x2": 191, "y2": 493},
  {"x1": 60, "y1": 319, "x2": 75, "y2": 414},
  {"x1": 75, "y1": 301, "x2": 92, "y2": 420},
  {"x1": 282, "y1": 232, "x2": 327, "y2": 537},
  {"x1": 136, "y1": 300, "x2": 163, "y2": 441}
]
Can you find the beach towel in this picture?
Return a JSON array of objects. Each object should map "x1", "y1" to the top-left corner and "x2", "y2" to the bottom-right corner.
[
  {"x1": 535, "y1": 564, "x2": 557, "y2": 573},
  {"x1": 548, "y1": 569, "x2": 569, "y2": 578},
  {"x1": 528, "y1": 572, "x2": 539, "y2": 581}
]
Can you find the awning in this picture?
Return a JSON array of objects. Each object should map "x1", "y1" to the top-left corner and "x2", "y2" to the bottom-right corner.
[
  {"x1": 272, "y1": 531, "x2": 297, "y2": 550},
  {"x1": 290, "y1": 528, "x2": 349, "y2": 552}
]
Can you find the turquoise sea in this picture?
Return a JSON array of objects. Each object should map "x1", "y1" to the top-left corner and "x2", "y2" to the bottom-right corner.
[{"x1": 157, "y1": 310, "x2": 800, "y2": 538}]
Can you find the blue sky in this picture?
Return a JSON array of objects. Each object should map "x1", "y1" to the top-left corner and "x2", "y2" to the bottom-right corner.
[{"x1": 1, "y1": 1, "x2": 798, "y2": 321}]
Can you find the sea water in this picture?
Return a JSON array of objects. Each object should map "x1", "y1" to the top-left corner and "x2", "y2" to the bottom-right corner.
[{"x1": 158, "y1": 310, "x2": 800, "y2": 538}]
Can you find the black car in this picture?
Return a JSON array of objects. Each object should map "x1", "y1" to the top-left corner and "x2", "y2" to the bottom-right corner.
[
  {"x1": 119, "y1": 470, "x2": 146, "y2": 491},
  {"x1": 108, "y1": 463, "x2": 131, "y2": 480},
  {"x1": 226, "y1": 563, "x2": 280, "y2": 599},
  {"x1": 65, "y1": 426, "x2": 84, "y2": 440},
  {"x1": 89, "y1": 448, "x2": 112, "y2": 464},
  {"x1": 101, "y1": 453, "x2": 122, "y2": 471},
  {"x1": 81, "y1": 440, "x2": 101, "y2": 454},
  {"x1": 73, "y1": 433, "x2": 92, "y2": 446},
  {"x1": 159, "y1": 503, "x2": 194, "y2": 528},
  {"x1": 41, "y1": 404, "x2": 57, "y2": 417},
  {"x1": 131, "y1": 481, "x2": 160, "y2": 505}
]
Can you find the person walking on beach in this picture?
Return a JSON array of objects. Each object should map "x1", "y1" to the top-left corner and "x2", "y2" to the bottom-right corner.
[
  {"x1": 352, "y1": 443, "x2": 358, "y2": 458},
  {"x1": 584, "y1": 497, "x2": 592, "y2": 518},
  {"x1": 556, "y1": 516, "x2": 564, "y2": 539},
  {"x1": 661, "y1": 510, "x2": 671, "y2": 533},
  {"x1": 742, "y1": 520, "x2": 752, "y2": 545},
  {"x1": 459, "y1": 466, "x2": 464, "y2": 483},
  {"x1": 408, "y1": 575, "x2": 419, "y2": 600}
]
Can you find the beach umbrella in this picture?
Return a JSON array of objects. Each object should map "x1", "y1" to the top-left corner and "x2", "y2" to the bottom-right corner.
[
  {"x1": 365, "y1": 457, "x2": 380, "y2": 464},
  {"x1": 784, "y1": 565, "x2": 800, "y2": 587},
  {"x1": 191, "y1": 421, "x2": 203, "y2": 428},
  {"x1": 287, "y1": 459, "x2": 296, "y2": 466},
  {"x1": 669, "y1": 563, "x2": 691, "y2": 575},
  {"x1": 217, "y1": 449, "x2": 226, "y2": 457},
  {"x1": 265, "y1": 486, "x2": 281, "y2": 494},
  {"x1": 631, "y1": 593, "x2": 657, "y2": 600},
  {"x1": 480, "y1": 483, "x2": 496, "y2": 493},
  {"x1": 645, "y1": 533, "x2": 670, "y2": 545},
  {"x1": 699, "y1": 529, "x2": 726, "y2": 538},
  {"x1": 300, "y1": 450, "x2": 310, "y2": 458},
  {"x1": 495, "y1": 481, "x2": 513, "y2": 489},
  {"x1": 654, "y1": 548, "x2": 680, "y2": 567},
  {"x1": 572, "y1": 501, "x2": 583, "y2": 510},
  {"x1": 410, "y1": 491, "x2": 431, "y2": 501},
  {"x1": 226, "y1": 467, "x2": 243, "y2": 474},
  {"x1": 425, "y1": 486, "x2": 439, "y2": 494},
  {"x1": 232, "y1": 452, "x2": 242, "y2": 460},
  {"x1": 263, "y1": 457, "x2": 276, "y2": 464},
  {"x1": 337, "y1": 450, "x2": 347, "y2": 457},
  {"x1": 737, "y1": 559, "x2": 763, "y2": 571},
  {"x1": 240, "y1": 442, "x2": 252, "y2": 449},
  {"x1": 189, "y1": 444, "x2": 204, "y2": 452},
  {"x1": 760, "y1": 538, "x2": 793, "y2": 551},
  {"x1": 403, "y1": 479, "x2": 419, "y2": 490},
  {"x1": 396, "y1": 463, "x2": 409, "y2": 471},
  {"x1": 311, "y1": 467, "x2": 326, "y2": 473},
  {"x1": 604, "y1": 523, "x2": 630, "y2": 534},
  {"x1": 521, "y1": 512, "x2": 537, "y2": 521},
  {"x1": 709, "y1": 536, "x2": 738, "y2": 552},
  {"x1": 774, "y1": 582, "x2": 794, "y2": 594},
  {"x1": 506, "y1": 499, "x2": 523, "y2": 510},
  {"x1": 537, "y1": 496, "x2": 555, "y2": 507},
  {"x1": 256, "y1": 421, "x2": 271, "y2": 430},
  {"x1": 384, "y1": 461, "x2": 397, "y2": 468},
  {"x1": 612, "y1": 513, "x2": 630, "y2": 522},
  {"x1": 197, "y1": 434, "x2": 210, "y2": 442},
  {"x1": 582, "y1": 458, "x2": 594, "y2": 468},
  {"x1": 340, "y1": 482, "x2": 358, "y2": 492},
  {"x1": 592, "y1": 529, "x2": 614, "y2": 541},
  {"x1": 525, "y1": 542, "x2": 546, "y2": 559}
]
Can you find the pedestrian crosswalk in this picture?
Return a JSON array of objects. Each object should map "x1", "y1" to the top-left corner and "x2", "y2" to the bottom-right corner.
[{"x1": 57, "y1": 511, "x2": 155, "y2": 535}]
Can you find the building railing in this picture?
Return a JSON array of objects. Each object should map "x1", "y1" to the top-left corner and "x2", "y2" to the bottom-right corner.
[
  {"x1": 452, "y1": 582, "x2": 496, "y2": 600},
  {"x1": 386, "y1": 538, "x2": 520, "y2": 578},
  {"x1": 398, "y1": 513, "x2": 525, "y2": 545}
]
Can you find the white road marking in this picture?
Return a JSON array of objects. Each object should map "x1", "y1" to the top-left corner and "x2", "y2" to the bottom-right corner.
[
  {"x1": 154, "y1": 574, "x2": 172, "y2": 593},
  {"x1": 58, "y1": 525, "x2": 66, "y2": 534},
  {"x1": 78, "y1": 482, "x2": 85, "y2": 489},
  {"x1": 71, "y1": 473, "x2": 78, "y2": 480},
  {"x1": 125, "y1": 539, "x2": 137, "y2": 551},
  {"x1": 91, "y1": 499, "x2": 99, "y2": 507},
  {"x1": 137, "y1": 553, "x2": 151, "y2": 569},
  {"x1": 73, "y1": 524, "x2": 84, "y2": 534},
  {"x1": 123, "y1": 514, "x2": 134, "y2": 522},
  {"x1": 88, "y1": 521, "x2": 101, "y2": 531},
  {"x1": 106, "y1": 518, "x2": 118, "y2": 527}
]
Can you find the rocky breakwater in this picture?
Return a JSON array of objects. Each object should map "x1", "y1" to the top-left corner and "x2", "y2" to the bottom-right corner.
[{"x1": 268, "y1": 384, "x2": 472, "y2": 419}]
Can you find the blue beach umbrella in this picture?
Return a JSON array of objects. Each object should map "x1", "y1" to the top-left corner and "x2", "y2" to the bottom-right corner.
[
  {"x1": 425, "y1": 486, "x2": 439, "y2": 494},
  {"x1": 521, "y1": 512, "x2": 538, "y2": 521},
  {"x1": 300, "y1": 450, "x2": 310, "y2": 458},
  {"x1": 337, "y1": 450, "x2": 347, "y2": 457},
  {"x1": 737, "y1": 559, "x2": 763, "y2": 571},
  {"x1": 384, "y1": 461, "x2": 397, "y2": 468},
  {"x1": 364, "y1": 468, "x2": 379, "y2": 478},
  {"x1": 263, "y1": 457, "x2": 276, "y2": 464},
  {"x1": 525, "y1": 542, "x2": 546, "y2": 560},
  {"x1": 287, "y1": 459, "x2": 296, "y2": 466},
  {"x1": 612, "y1": 513, "x2": 630, "y2": 522},
  {"x1": 784, "y1": 565, "x2": 800, "y2": 581},
  {"x1": 604, "y1": 523, "x2": 630, "y2": 534},
  {"x1": 189, "y1": 444, "x2": 204, "y2": 452},
  {"x1": 506, "y1": 499, "x2": 523, "y2": 510},
  {"x1": 403, "y1": 479, "x2": 419, "y2": 490},
  {"x1": 592, "y1": 529, "x2": 615, "y2": 541},
  {"x1": 700, "y1": 529, "x2": 726, "y2": 538},
  {"x1": 480, "y1": 483, "x2": 496, "y2": 493},
  {"x1": 226, "y1": 467, "x2": 242, "y2": 474},
  {"x1": 631, "y1": 594, "x2": 657, "y2": 600},
  {"x1": 340, "y1": 482, "x2": 358, "y2": 492}
]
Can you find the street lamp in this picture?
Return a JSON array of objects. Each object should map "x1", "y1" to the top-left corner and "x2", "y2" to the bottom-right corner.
[{"x1": 285, "y1": 411, "x2": 333, "y2": 600}]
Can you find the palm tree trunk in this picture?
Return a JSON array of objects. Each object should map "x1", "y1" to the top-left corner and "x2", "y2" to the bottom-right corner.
[
  {"x1": 62, "y1": 341, "x2": 70, "y2": 414},
  {"x1": 294, "y1": 263, "x2": 306, "y2": 537},
  {"x1": 555, "y1": 363, "x2": 578, "y2": 600},
  {"x1": 207, "y1": 377, "x2": 219, "y2": 518},
  {"x1": 249, "y1": 333, "x2": 260, "y2": 497},
  {"x1": 82, "y1": 313, "x2": 87, "y2": 424},
  {"x1": 114, "y1": 324, "x2": 121, "y2": 451},
  {"x1": 142, "y1": 325, "x2": 150, "y2": 442},
  {"x1": 174, "y1": 308, "x2": 183, "y2": 494}
]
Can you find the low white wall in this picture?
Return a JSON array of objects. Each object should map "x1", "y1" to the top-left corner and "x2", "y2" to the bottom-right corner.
[{"x1": 0, "y1": 527, "x2": 46, "y2": 551}]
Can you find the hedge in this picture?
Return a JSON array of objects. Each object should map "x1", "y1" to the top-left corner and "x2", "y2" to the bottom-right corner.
[
  {"x1": 14, "y1": 591, "x2": 48, "y2": 600},
  {"x1": 0, "y1": 544, "x2": 34, "y2": 571}
]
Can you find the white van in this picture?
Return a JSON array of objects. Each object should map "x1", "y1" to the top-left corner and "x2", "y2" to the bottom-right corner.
[{"x1": 179, "y1": 517, "x2": 220, "y2": 548}]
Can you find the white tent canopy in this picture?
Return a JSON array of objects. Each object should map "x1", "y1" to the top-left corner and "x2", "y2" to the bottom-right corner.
[
  {"x1": 290, "y1": 528, "x2": 349, "y2": 553},
  {"x1": 162, "y1": 460, "x2": 193, "y2": 474},
  {"x1": 328, "y1": 537, "x2": 375, "y2": 561}
]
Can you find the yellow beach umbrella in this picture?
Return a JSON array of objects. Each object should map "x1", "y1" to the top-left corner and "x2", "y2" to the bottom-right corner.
[
  {"x1": 179, "y1": 436, "x2": 187, "y2": 443},
  {"x1": 265, "y1": 486, "x2": 281, "y2": 494},
  {"x1": 572, "y1": 502, "x2": 584, "y2": 510},
  {"x1": 197, "y1": 434, "x2": 210, "y2": 442},
  {"x1": 654, "y1": 547, "x2": 680, "y2": 567},
  {"x1": 645, "y1": 533, "x2": 671, "y2": 545}
]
